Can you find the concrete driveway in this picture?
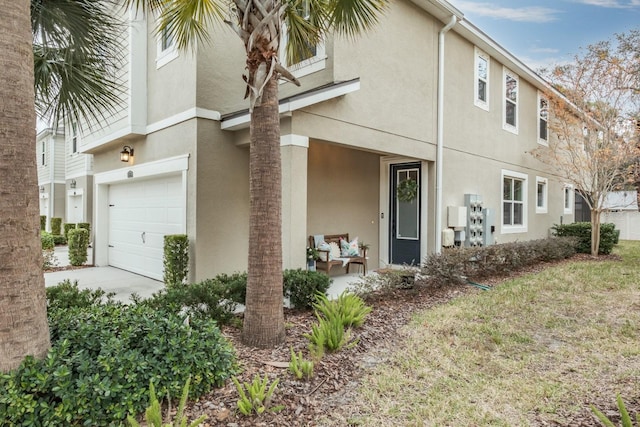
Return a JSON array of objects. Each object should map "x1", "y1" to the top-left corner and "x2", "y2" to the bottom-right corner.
[{"x1": 45, "y1": 246, "x2": 165, "y2": 303}]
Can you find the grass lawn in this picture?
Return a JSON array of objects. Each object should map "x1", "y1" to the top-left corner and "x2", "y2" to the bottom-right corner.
[{"x1": 346, "y1": 241, "x2": 640, "y2": 426}]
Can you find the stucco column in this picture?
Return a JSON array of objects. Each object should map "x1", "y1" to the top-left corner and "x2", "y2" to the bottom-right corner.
[{"x1": 281, "y1": 134, "x2": 309, "y2": 270}]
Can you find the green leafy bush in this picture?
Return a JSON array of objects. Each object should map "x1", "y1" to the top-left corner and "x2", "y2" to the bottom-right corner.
[
  {"x1": 420, "y1": 237, "x2": 577, "y2": 287},
  {"x1": 51, "y1": 217, "x2": 62, "y2": 235},
  {"x1": 552, "y1": 222, "x2": 618, "y2": 254},
  {"x1": 283, "y1": 269, "x2": 331, "y2": 309},
  {"x1": 163, "y1": 234, "x2": 189, "y2": 286},
  {"x1": 40, "y1": 215, "x2": 46, "y2": 231},
  {"x1": 41, "y1": 231, "x2": 55, "y2": 250},
  {"x1": 47, "y1": 279, "x2": 114, "y2": 311},
  {"x1": 68, "y1": 227, "x2": 89, "y2": 266},
  {"x1": 0, "y1": 302, "x2": 237, "y2": 426},
  {"x1": 77, "y1": 222, "x2": 91, "y2": 234},
  {"x1": 53, "y1": 234, "x2": 67, "y2": 245},
  {"x1": 305, "y1": 315, "x2": 355, "y2": 354},
  {"x1": 289, "y1": 347, "x2": 314, "y2": 380},
  {"x1": 63, "y1": 223, "x2": 76, "y2": 239},
  {"x1": 141, "y1": 277, "x2": 241, "y2": 325}
]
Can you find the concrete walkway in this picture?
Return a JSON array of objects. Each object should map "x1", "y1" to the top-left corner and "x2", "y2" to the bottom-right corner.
[{"x1": 45, "y1": 246, "x2": 367, "y2": 303}]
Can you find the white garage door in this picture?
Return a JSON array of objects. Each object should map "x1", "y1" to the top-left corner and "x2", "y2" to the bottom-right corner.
[{"x1": 108, "y1": 174, "x2": 184, "y2": 280}]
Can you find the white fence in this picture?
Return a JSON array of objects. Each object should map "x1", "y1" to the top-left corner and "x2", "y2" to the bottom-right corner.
[{"x1": 602, "y1": 211, "x2": 640, "y2": 241}]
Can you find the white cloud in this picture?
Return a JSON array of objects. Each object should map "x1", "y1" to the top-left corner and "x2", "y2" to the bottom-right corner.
[
  {"x1": 450, "y1": 1, "x2": 561, "y2": 22},
  {"x1": 571, "y1": 0, "x2": 640, "y2": 8}
]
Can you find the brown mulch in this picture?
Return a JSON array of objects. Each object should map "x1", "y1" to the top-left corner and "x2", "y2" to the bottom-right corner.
[
  {"x1": 182, "y1": 253, "x2": 632, "y2": 427},
  {"x1": 44, "y1": 264, "x2": 95, "y2": 273}
]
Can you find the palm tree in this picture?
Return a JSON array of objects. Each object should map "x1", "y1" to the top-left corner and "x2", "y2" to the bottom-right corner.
[
  {"x1": 0, "y1": 0, "x2": 125, "y2": 372},
  {"x1": 125, "y1": 0, "x2": 387, "y2": 347}
]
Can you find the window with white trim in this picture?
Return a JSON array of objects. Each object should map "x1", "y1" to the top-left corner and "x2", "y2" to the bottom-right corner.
[
  {"x1": 503, "y1": 68, "x2": 519, "y2": 133},
  {"x1": 280, "y1": 1, "x2": 326, "y2": 80},
  {"x1": 564, "y1": 185, "x2": 574, "y2": 214},
  {"x1": 536, "y1": 176, "x2": 548, "y2": 213},
  {"x1": 474, "y1": 48, "x2": 489, "y2": 110},
  {"x1": 156, "y1": 26, "x2": 178, "y2": 68},
  {"x1": 71, "y1": 122, "x2": 78, "y2": 154},
  {"x1": 538, "y1": 93, "x2": 548, "y2": 144},
  {"x1": 502, "y1": 170, "x2": 527, "y2": 233},
  {"x1": 41, "y1": 141, "x2": 46, "y2": 166}
]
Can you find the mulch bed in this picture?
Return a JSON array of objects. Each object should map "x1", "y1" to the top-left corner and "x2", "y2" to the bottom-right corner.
[{"x1": 182, "y1": 253, "x2": 631, "y2": 426}]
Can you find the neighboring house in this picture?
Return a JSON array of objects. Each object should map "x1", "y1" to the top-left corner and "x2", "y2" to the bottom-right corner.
[
  {"x1": 36, "y1": 127, "x2": 65, "y2": 231},
  {"x1": 72, "y1": 0, "x2": 573, "y2": 282},
  {"x1": 35, "y1": 123, "x2": 94, "y2": 235},
  {"x1": 602, "y1": 191, "x2": 640, "y2": 240}
]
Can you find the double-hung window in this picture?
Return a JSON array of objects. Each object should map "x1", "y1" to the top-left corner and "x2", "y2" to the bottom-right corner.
[
  {"x1": 41, "y1": 141, "x2": 46, "y2": 166},
  {"x1": 502, "y1": 170, "x2": 527, "y2": 233},
  {"x1": 156, "y1": 26, "x2": 178, "y2": 68},
  {"x1": 538, "y1": 93, "x2": 549, "y2": 144},
  {"x1": 503, "y1": 68, "x2": 519, "y2": 133},
  {"x1": 280, "y1": 0, "x2": 326, "y2": 79},
  {"x1": 564, "y1": 185, "x2": 574, "y2": 214},
  {"x1": 536, "y1": 176, "x2": 548, "y2": 213},
  {"x1": 474, "y1": 48, "x2": 489, "y2": 110},
  {"x1": 71, "y1": 122, "x2": 78, "y2": 154}
]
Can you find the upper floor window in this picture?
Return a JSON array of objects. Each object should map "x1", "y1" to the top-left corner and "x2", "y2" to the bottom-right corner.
[
  {"x1": 71, "y1": 122, "x2": 78, "y2": 154},
  {"x1": 41, "y1": 141, "x2": 46, "y2": 166},
  {"x1": 503, "y1": 68, "x2": 519, "y2": 133},
  {"x1": 280, "y1": 1, "x2": 326, "y2": 80},
  {"x1": 536, "y1": 176, "x2": 548, "y2": 213},
  {"x1": 502, "y1": 169, "x2": 527, "y2": 233},
  {"x1": 156, "y1": 26, "x2": 178, "y2": 69},
  {"x1": 474, "y1": 48, "x2": 489, "y2": 110},
  {"x1": 538, "y1": 93, "x2": 549, "y2": 144}
]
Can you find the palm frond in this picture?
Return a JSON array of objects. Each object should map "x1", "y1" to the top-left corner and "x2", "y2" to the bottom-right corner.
[
  {"x1": 157, "y1": 0, "x2": 227, "y2": 51},
  {"x1": 31, "y1": 0, "x2": 126, "y2": 128},
  {"x1": 283, "y1": 0, "x2": 328, "y2": 65},
  {"x1": 327, "y1": 0, "x2": 388, "y2": 38}
]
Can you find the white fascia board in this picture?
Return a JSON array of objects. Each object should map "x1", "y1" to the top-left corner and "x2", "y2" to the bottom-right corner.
[
  {"x1": 94, "y1": 154, "x2": 190, "y2": 185},
  {"x1": 409, "y1": 0, "x2": 463, "y2": 22},
  {"x1": 145, "y1": 107, "x2": 221, "y2": 135},
  {"x1": 221, "y1": 79, "x2": 361, "y2": 131}
]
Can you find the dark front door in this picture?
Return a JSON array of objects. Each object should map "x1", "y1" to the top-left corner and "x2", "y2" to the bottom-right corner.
[{"x1": 390, "y1": 163, "x2": 421, "y2": 265}]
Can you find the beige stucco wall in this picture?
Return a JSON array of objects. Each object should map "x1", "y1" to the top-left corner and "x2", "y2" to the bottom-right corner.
[{"x1": 307, "y1": 141, "x2": 381, "y2": 272}]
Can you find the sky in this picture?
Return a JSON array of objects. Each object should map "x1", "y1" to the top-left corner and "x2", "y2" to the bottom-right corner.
[{"x1": 446, "y1": 0, "x2": 640, "y2": 72}]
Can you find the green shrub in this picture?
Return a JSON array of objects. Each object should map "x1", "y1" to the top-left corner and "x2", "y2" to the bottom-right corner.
[
  {"x1": 68, "y1": 228, "x2": 89, "y2": 266},
  {"x1": 305, "y1": 315, "x2": 355, "y2": 354},
  {"x1": 0, "y1": 303, "x2": 237, "y2": 426},
  {"x1": 233, "y1": 375, "x2": 282, "y2": 416},
  {"x1": 313, "y1": 291, "x2": 372, "y2": 328},
  {"x1": 289, "y1": 347, "x2": 314, "y2": 380},
  {"x1": 163, "y1": 234, "x2": 189, "y2": 286},
  {"x1": 420, "y1": 237, "x2": 577, "y2": 287},
  {"x1": 63, "y1": 223, "x2": 76, "y2": 239},
  {"x1": 51, "y1": 217, "x2": 62, "y2": 235},
  {"x1": 283, "y1": 269, "x2": 331, "y2": 309},
  {"x1": 40, "y1": 215, "x2": 46, "y2": 231},
  {"x1": 41, "y1": 231, "x2": 55, "y2": 251},
  {"x1": 53, "y1": 234, "x2": 67, "y2": 245},
  {"x1": 47, "y1": 280, "x2": 114, "y2": 311},
  {"x1": 141, "y1": 277, "x2": 241, "y2": 325},
  {"x1": 552, "y1": 222, "x2": 618, "y2": 254},
  {"x1": 77, "y1": 222, "x2": 91, "y2": 234}
]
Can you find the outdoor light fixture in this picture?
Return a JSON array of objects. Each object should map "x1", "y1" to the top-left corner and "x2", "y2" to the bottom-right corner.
[
  {"x1": 70, "y1": 179, "x2": 76, "y2": 189},
  {"x1": 120, "y1": 146, "x2": 134, "y2": 162}
]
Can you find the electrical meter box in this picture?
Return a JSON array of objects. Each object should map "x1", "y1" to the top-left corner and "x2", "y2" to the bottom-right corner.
[{"x1": 447, "y1": 206, "x2": 467, "y2": 229}]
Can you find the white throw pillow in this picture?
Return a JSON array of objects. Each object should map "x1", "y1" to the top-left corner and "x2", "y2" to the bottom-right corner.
[
  {"x1": 340, "y1": 237, "x2": 359, "y2": 257},
  {"x1": 329, "y1": 242, "x2": 341, "y2": 260},
  {"x1": 317, "y1": 241, "x2": 331, "y2": 261}
]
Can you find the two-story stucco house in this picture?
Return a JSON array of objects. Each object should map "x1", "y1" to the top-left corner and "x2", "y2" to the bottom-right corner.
[
  {"x1": 69, "y1": 0, "x2": 573, "y2": 282},
  {"x1": 37, "y1": 127, "x2": 65, "y2": 231}
]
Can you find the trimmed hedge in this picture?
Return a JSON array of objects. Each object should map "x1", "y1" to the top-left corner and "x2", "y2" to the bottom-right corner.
[
  {"x1": 41, "y1": 231, "x2": 55, "y2": 251},
  {"x1": 552, "y1": 222, "x2": 618, "y2": 255},
  {"x1": 163, "y1": 234, "x2": 189, "y2": 286},
  {"x1": 63, "y1": 223, "x2": 76, "y2": 239},
  {"x1": 68, "y1": 228, "x2": 89, "y2": 266},
  {"x1": 420, "y1": 237, "x2": 577, "y2": 287},
  {"x1": 0, "y1": 282, "x2": 237, "y2": 426},
  {"x1": 40, "y1": 215, "x2": 46, "y2": 231},
  {"x1": 283, "y1": 269, "x2": 331, "y2": 309},
  {"x1": 51, "y1": 217, "x2": 62, "y2": 236},
  {"x1": 77, "y1": 222, "x2": 91, "y2": 234}
]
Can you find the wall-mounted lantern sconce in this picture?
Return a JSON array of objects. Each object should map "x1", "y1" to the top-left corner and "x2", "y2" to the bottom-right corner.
[
  {"x1": 40, "y1": 186, "x2": 45, "y2": 193},
  {"x1": 70, "y1": 179, "x2": 76, "y2": 189},
  {"x1": 120, "y1": 146, "x2": 134, "y2": 162}
]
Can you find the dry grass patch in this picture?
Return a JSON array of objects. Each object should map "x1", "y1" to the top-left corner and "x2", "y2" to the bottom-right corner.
[{"x1": 345, "y1": 241, "x2": 640, "y2": 426}]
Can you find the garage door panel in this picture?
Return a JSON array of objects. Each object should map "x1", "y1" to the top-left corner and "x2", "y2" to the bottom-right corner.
[{"x1": 108, "y1": 174, "x2": 184, "y2": 281}]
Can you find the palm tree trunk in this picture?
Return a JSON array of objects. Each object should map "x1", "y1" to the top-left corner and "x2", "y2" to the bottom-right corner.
[
  {"x1": 0, "y1": 0, "x2": 52, "y2": 372},
  {"x1": 242, "y1": 74, "x2": 286, "y2": 347}
]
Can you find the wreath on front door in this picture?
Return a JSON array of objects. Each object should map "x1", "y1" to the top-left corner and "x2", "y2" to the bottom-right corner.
[{"x1": 397, "y1": 178, "x2": 418, "y2": 202}]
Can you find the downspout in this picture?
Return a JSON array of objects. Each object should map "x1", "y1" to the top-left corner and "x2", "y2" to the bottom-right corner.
[{"x1": 435, "y1": 15, "x2": 457, "y2": 254}]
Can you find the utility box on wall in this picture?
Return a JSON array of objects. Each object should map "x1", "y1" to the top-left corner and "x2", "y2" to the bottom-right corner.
[
  {"x1": 464, "y1": 194, "x2": 483, "y2": 247},
  {"x1": 482, "y1": 208, "x2": 495, "y2": 246},
  {"x1": 447, "y1": 206, "x2": 467, "y2": 229}
]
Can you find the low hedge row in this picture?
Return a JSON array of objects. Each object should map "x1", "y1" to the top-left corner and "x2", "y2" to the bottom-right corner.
[{"x1": 420, "y1": 237, "x2": 577, "y2": 287}]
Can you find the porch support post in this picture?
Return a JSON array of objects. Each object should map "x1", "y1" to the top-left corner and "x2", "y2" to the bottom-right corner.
[{"x1": 280, "y1": 134, "x2": 309, "y2": 270}]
